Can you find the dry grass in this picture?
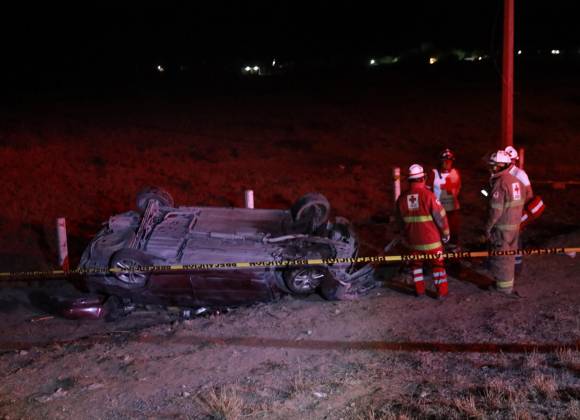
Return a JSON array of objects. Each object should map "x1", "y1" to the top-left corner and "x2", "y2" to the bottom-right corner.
[
  {"x1": 483, "y1": 378, "x2": 524, "y2": 409},
  {"x1": 565, "y1": 400, "x2": 580, "y2": 420},
  {"x1": 289, "y1": 364, "x2": 310, "y2": 396},
  {"x1": 530, "y1": 373, "x2": 558, "y2": 399},
  {"x1": 349, "y1": 403, "x2": 412, "y2": 420},
  {"x1": 452, "y1": 395, "x2": 484, "y2": 419},
  {"x1": 556, "y1": 349, "x2": 580, "y2": 366},
  {"x1": 197, "y1": 386, "x2": 244, "y2": 420},
  {"x1": 359, "y1": 410, "x2": 412, "y2": 420},
  {"x1": 352, "y1": 406, "x2": 381, "y2": 420},
  {"x1": 510, "y1": 407, "x2": 533, "y2": 420},
  {"x1": 523, "y1": 350, "x2": 543, "y2": 370}
]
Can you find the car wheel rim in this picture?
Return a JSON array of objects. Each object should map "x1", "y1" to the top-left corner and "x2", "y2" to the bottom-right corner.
[
  {"x1": 292, "y1": 268, "x2": 325, "y2": 292},
  {"x1": 115, "y1": 259, "x2": 147, "y2": 285}
]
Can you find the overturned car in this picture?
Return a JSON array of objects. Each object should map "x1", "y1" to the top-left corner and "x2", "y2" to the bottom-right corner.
[{"x1": 72, "y1": 188, "x2": 375, "y2": 319}]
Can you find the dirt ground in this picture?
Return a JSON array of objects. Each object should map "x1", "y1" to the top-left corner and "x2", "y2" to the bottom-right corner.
[{"x1": 0, "y1": 68, "x2": 579, "y2": 419}]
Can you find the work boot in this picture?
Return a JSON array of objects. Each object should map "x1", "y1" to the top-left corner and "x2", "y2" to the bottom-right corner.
[
  {"x1": 436, "y1": 281, "x2": 449, "y2": 298},
  {"x1": 414, "y1": 280, "x2": 426, "y2": 297}
]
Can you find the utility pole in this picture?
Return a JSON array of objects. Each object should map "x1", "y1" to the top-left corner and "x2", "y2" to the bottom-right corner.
[{"x1": 501, "y1": 0, "x2": 515, "y2": 148}]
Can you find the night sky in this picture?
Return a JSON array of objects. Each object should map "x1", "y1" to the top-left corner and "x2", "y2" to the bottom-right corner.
[{"x1": 1, "y1": 1, "x2": 579, "y2": 84}]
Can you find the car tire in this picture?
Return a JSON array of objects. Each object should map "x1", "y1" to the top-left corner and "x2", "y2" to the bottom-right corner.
[
  {"x1": 319, "y1": 283, "x2": 344, "y2": 301},
  {"x1": 109, "y1": 248, "x2": 154, "y2": 288},
  {"x1": 136, "y1": 186, "x2": 174, "y2": 213},
  {"x1": 284, "y1": 266, "x2": 328, "y2": 295},
  {"x1": 290, "y1": 193, "x2": 331, "y2": 232},
  {"x1": 274, "y1": 271, "x2": 292, "y2": 294}
]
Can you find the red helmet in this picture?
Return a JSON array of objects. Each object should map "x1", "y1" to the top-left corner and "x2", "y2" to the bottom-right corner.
[{"x1": 439, "y1": 148, "x2": 455, "y2": 161}]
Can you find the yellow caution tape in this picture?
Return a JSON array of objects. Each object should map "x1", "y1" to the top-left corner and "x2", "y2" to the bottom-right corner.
[{"x1": 0, "y1": 246, "x2": 578, "y2": 280}]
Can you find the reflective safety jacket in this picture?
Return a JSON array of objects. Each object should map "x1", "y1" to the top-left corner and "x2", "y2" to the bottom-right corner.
[
  {"x1": 485, "y1": 168, "x2": 528, "y2": 240},
  {"x1": 396, "y1": 182, "x2": 450, "y2": 251},
  {"x1": 428, "y1": 168, "x2": 461, "y2": 211},
  {"x1": 509, "y1": 164, "x2": 533, "y2": 199},
  {"x1": 508, "y1": 164, "x2": 545, "y2": 227}
]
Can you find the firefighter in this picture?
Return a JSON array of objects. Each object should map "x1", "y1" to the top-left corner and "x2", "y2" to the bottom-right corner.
[
  {"x1": 504, "y1": 146, "x2": 533, "y2": 198},
  {"x1": 484, "y1": 150, "x2": 528, "y2": 294},
  {"x1": 396, "y1": 164, "x2": 450, "y2": 298},
  {"x1": 504, "y1": 146, "x2": 545, "y2": 274},
  {"x1": 428, "y1": 148, "x2": 462, "y2": 250}
]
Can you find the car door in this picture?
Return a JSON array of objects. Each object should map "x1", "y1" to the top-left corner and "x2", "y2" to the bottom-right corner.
[
  {"x1": 189, "y1": 268, "x2": 275, "y2": 307},
  {"x1": 145, "y1": 271, "x2": 198, "y2": 306}
]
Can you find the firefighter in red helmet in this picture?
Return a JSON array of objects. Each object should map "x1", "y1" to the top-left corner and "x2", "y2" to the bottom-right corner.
[{"x1": 396, "y1": 164, "x2": 450, "y2": 298}]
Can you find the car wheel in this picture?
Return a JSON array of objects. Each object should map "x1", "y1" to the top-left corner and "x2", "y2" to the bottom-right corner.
[
  {"x1": 290, "y1": 193, "x2": 330, "y2": 232},
  {"x1": 109, "y1": 248, "x2": 153, "y2": 288},
  {"x1": 136, "y1": 186, "x2": 174, "y2": 213},
  {"x1": 274, "y1": 271, "x2": 292, "y2": 294},
  {"x1": 320, "y1": 283, "x2": 344, "y2": 301},
  {"x1": 284, "y1": 267, "x2": 328, "y2": 295}
]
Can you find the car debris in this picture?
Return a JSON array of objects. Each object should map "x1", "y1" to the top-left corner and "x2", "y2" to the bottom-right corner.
[{"x1": 29, "y1": 315, "x2": 55, "y2": 323}]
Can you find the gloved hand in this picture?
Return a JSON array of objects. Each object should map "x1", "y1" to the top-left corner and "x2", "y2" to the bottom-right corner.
[{"x1": 442, "y1": 234, "x2": 451, "y2": 244}]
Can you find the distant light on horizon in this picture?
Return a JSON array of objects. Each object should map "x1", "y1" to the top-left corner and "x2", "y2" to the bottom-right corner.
[
  {"x1": 369, "y1": 59, "x2": 376, "y2": 65},
  {"x1": 517, "y1": 50, "x2": 522, "y2": 55},
  {"x1": 156, "y1": 65, "x2": 165, "y2": 72},
  {"x1": 272, "y1": 59, "x2": 276, "y2": 66},
  {"x1": 429, "y1": 57, "x2": 437, "y2": 65},
  {"x1": 551, "y1": 49, "x2": 560, "y2": 55},
  {"x1": 242, "y1": 65, "x2": 260, "y2": 75}
]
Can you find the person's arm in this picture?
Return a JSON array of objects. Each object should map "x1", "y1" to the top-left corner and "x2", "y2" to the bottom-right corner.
[
  {"x1": 431, "y1": 195, "x2": 450, "y2": 240},
  {"x1": 484, "y1": 183, "x2": 506, "y2": 237},
  {"x1": 519, "y1": 169, "x2": 533, "y2": 198}
]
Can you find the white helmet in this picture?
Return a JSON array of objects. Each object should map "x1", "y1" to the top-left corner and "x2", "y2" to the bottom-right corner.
[
  {"x1": 489, "y1": 150, "x2": 511, "y2": 165},
  {"x1": 504, "y1": 146, "x2": 519, "y2": 160},
  {"x1": 408, "y1": 163, "x2": 425, "y2": 179}
]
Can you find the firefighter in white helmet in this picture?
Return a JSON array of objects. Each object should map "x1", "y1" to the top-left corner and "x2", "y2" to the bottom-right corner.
[
  {"x1": 504, "y1": 146, "x2": 545, "y2": 275},
  {"x1": 427, "y1": 148, "x2": 462, "y2": 250},
  {"x1": 395, "y1": 164, "x2": 450, "y2": 298},
  {"x1": 483, "y1": 150, "x2": 528, "y2": 294},
  {"x1": 504, "y1": 146, "x2": 533, "y2": 198}
]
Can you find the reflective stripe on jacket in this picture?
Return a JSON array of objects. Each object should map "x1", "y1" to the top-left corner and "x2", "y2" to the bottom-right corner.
[
  {"x1": 396, "y1": 182, "x2": 450, "y2": 251},
  {"x1": 485, "y1": 168, "x2": 528, "y2": 237},
  {"x1": 509, "y1": 165, "x2": 533, "y2": 198},
  {"x1": 429, "y1": 168, "x2": 461, "y2": 211}
]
